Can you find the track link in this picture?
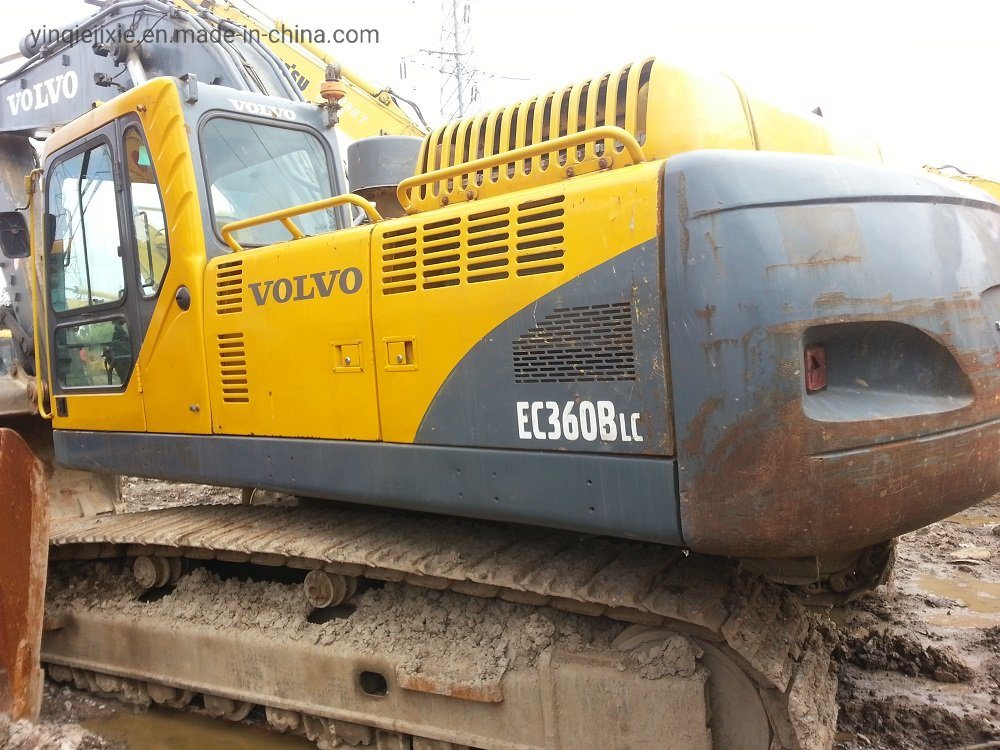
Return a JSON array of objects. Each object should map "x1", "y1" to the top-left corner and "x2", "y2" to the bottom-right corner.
[{"x1": 48, "y1": 504, "x2": 837, "y2": 749}]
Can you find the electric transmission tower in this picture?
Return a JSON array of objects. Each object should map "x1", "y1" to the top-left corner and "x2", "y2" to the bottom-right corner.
[
  {"x1": 436, "y1": 0, "x2": 478, "y2": 121},
  {"x1": 401, "y1": 0, "x2": 523, "y2": 125}
]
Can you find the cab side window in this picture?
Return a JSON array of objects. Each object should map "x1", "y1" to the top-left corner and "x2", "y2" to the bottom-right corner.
[
  {"x1": 123, "y1": 126, "x2": 169, "y2": 297},
  {"x1": 47, "y1": 142, "x2": 125, "y2": 312}
]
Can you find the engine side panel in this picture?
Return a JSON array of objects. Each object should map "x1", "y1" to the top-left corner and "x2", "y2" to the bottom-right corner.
[
  {"x1": 416, "y1": 238, "x2": 671, "y2": 455},
  {"x1": 372, "y1": 162, "x2": 667, "y2": 452}
]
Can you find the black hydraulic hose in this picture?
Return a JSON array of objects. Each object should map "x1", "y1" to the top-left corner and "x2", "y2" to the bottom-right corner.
[
  {"x1": 217, "y1": 17, "x2": 304, "y2": 101},
  {"x1": 1, "y1": 0, "x2": 166, "y2": 82},
  {"x1": 175, "y1": 6, "x2": 262, "y2": 93},
  {"x1": 1, "y1": 0, "x2": 250, "y2": 96},
  {"x1": 175, "y1": 0, "x2": 303, "y2": 102},
  {"x1": 382, "y1": 89, "x2": 430, "y2": 129}
]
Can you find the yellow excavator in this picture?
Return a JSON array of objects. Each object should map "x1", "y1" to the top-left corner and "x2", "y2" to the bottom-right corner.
[{"x1": 2, "y1": 2, "x2": 999, "y2": 748}]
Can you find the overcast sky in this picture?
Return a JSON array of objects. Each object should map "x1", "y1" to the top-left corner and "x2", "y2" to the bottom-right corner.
[{"x1": 2, "y1": 0, "x2": 997, "y2": 176}]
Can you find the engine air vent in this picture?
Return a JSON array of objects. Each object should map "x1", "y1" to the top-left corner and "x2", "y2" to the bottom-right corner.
[
  {"x1": 513, "y1": 302, "x2": 636, "y2": 384},
  {"x1": 216, "y1": 259, "x2": 244, "y2": 315},
  {"x1": 406, "y1": 59, "x2": 654, "y2": 211},
  {"x1": 218, "y1": 332, "x2": 249, "y2": 404},
  {"x1": 380, "y1": 194, "x2": 565, "y2": 295}
]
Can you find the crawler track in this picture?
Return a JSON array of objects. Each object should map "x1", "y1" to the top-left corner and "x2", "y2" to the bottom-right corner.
[{"x1": 46, "y1": 504, "x2": 837, "y2": 749}]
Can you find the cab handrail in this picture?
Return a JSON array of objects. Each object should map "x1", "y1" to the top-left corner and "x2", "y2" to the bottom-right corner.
[
  {"x1": 396, "y1": 125, "x2": 647, "y2": 214},
  {"x1": 220, "y1": 194, "x2": 383, "y2": 253}
]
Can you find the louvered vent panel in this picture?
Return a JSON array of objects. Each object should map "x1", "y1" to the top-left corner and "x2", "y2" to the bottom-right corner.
[
  {"x1": 515, "y1": 195, "x2": 565, "y2": 277},
  {"x1": 466, "y1": 206, "x2": 511, "y2": 284},
  {"x1": 379, "y1": 194, "x2": 565, "y2": 294},
  {"x1": 421, "y1": 216, "x2": 462, "y2": 290},
  {"x1": 381, "y1": 226, "x2": 418, "y2": 295},
  {"x1": 411, "y1": 59, "x2": 655, "y2": 210},
  {"x1": 218, "y1": 332, "x2": 249, "y2": 404},
  {"x1": 513, "y1": 302, "x2": 636, "y2": 383},
  {"x1": 216, "y1": 259, "x2": 244, "y2": 315}
]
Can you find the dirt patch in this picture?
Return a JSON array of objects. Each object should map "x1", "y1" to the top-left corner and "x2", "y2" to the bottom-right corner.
[
  {"x1": 835, "y1": 629, "x2": 974, "y2": 683},
  {"x1": 119, "y1": 478, "x2": 240, "y2": 513},
  {"x1": 0, "y1": 682, "x2": 121, "y2": 749},
  {"x1": 45, "y1": 561, "x2": 628, "y2": 690},
  {"x1": 835, "y1": 692, "x2": 996, "y2": 750}
]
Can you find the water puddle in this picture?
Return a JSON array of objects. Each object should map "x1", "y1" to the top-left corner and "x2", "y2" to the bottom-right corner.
[
  {"x1": 916, "y1": 570, "x2": 1000, "y2": 628},
  {"x1": 83, "y1": 709, "x2": 314, "y2": 749}
]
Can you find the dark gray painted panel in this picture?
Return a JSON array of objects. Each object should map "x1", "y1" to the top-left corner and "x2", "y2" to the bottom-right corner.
[
  {"x1": 54, "y1": 430, "x2": 682, "y2": 544},
  {"x1": 661, "y1": 150, "x2": 1000, "y2": 554},
  {"x1": 669, "y1": 149, "x2": 999, "y2": 216},
  {"x1": 416, "y1": 239, "x2": 673, "y2": 455},
  {"x1": 665, "y1": 150, "x2": 1000, "y2": 483}
]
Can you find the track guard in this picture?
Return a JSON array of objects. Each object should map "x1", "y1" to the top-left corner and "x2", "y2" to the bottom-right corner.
[{"x1": 0, "y1": 427, "x2": 49, "y2": 720}]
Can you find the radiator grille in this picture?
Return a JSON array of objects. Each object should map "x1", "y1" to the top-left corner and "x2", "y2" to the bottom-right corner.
[
  {"x1": 216, "y1": 259, "x2": 244, "y2": 315},
  {"x1": 381, "y1": 194, "x2": 565, "y2": 295},
  {"x1": 513, "y1": 302, "x2": 636, "y2": 383},
  {"x1": 409, "y1": 59, "x2": 654, "y2": 210},
  {"x1": 218, "y1": 332, "x2": 249, "y2": 404}
]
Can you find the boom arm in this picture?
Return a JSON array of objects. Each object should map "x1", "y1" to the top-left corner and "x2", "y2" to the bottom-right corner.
[
  {"x1": 196, "y1": 0, "x2": 428, "y2": 138},
  {"x1": 0, "y1": 0, "x2": 303, "y2": 138}
]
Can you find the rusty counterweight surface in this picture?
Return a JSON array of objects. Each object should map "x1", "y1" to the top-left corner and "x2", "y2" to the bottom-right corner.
[{"x1": 663, "y1": 152, "x2": 1000, "y2": 558}]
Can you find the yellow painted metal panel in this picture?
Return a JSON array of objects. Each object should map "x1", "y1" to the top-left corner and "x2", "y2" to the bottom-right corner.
[
  {"x1": 203, "y1": 227, "x2": 380, "y2": 440},
  {"x1": 408, "y1": 58, "x2": 882, "y2": 213},
  {"x1": 54, "y1": 378, "x2": 146, "y2": 432},
  {"x1": 373, "y1": 161, "x2": 662, "y2": 444},
  {"x1": 130, "y1": 82, "x2": 213, "y2": 434}
]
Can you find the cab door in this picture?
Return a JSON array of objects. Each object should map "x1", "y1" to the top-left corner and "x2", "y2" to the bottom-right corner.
[{"x1": 44, "y1": 122, "x2": 146, "y2": 431}]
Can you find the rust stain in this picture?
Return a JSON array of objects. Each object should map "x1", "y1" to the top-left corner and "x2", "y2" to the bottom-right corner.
[
  {"x1": 705, "y1": 230, "x2": 721, "y2": 266},
  {"x1": 0, "y1": 427, "x2": 48, "y2": 721},
  {"x1": 681, "y1": 397, "x2": 723, "y2": 457},
  {"x1": 695, "y1": 304, "x2": 716, "y2": 323},
  {"x1": 769, "y1": 297, "x2": 983, "y2": 336},
  {"x1": 677, "y1": 172, "x2": 690, "y2": 269},
  {"x1": 396, "y1": 673, "x2": 503, "y2": 704},
  {"x1": 680, "y1": 393, "x2": 1000, "y2": 558},
  {"x1": 775, "y1": 359, "x2": 799, "y2": 378},
  {"x1": 765, "y1": 255, "x2": 862, "y2": 272},
  {"x1": 814, "y1": 291, "x2": 894, "y2": 308},
  {"x1": 701, "y1": 338, "x2": 739, "y2": 352}
]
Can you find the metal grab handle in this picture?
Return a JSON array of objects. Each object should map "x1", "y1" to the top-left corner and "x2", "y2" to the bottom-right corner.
[
  {"x1": 27, "y1": 168, "x2": 52, "y2": 420},
  {"x1": 396, "y1": 125, "x2": 647, "y2": 214},
  {"x1": 220, "y1": 193, "x2": 383, "y2": 253}
]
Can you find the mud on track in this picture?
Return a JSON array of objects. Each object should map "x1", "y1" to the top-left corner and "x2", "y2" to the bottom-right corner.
[{"x1": 21, "y1": 482, "x2": 1000, "y2": 749}]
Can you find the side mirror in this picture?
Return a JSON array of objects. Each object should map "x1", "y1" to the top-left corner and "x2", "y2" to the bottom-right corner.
[{"x1": 0, "y1": 212, "x2": 29, "y2": 259}]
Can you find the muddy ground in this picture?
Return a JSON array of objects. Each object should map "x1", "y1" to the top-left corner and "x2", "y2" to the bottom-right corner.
[
  {"x1": 4, "y1": 482, "x2": 998, "y2": 749},
  {"x1": 833, "y1": 493, "x2": 1000, "y2": 749}
]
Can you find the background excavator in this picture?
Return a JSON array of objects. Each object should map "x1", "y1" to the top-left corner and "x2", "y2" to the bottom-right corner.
[{"x1": 1, "y1": 1, "x2": 999, "y2": 748}]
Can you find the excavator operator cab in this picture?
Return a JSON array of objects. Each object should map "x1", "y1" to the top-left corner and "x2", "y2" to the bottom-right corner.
[{"x1": 19, "y1": 75, "x2": 353, "y2": 426}]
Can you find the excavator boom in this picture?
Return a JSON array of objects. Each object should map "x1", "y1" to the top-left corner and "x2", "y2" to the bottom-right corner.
[{"x1": 196, "y1": 0, "x2": 428, "y2": 137}]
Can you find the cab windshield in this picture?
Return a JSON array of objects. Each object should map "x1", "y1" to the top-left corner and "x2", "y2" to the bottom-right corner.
[{"x1": 202, "y1": 117, "x2": 337, "y2": 247}]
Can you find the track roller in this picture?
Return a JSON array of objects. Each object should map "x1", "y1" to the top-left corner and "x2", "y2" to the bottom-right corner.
[
  {"x1": 132, "y1": 555, "x2": 184, "y2": 590},
  {"x1": 147, "y1": 682, "x2": 195, "y2": 709},
  {"x1": 203, "y1": 693, "x2": 253, "y2": 721},
  {"x1": 303, "y1": 569, "x2": 357, "y2": 608}
]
